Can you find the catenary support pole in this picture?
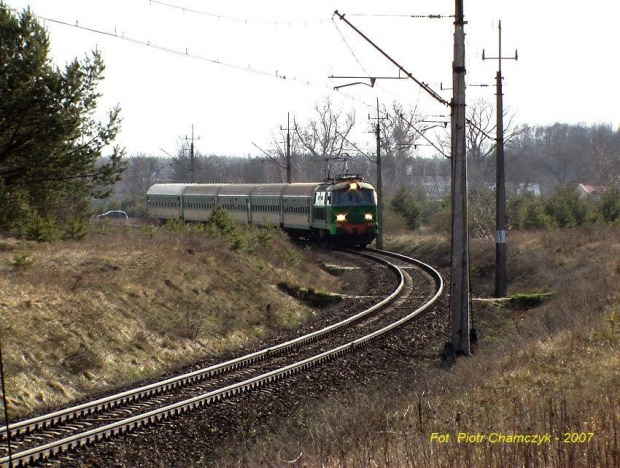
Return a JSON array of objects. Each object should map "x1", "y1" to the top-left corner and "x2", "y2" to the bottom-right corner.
[
  {"x1": 286, "y1": 113, "x2": 292, "y2": 184},
  {"x1": 449, "y1": 0, "x2": 470, "y2": 355},
  {"x1": 375, "y1": 98, "x2": 383, "y2": 250},
  {"x1": 190, "y1": 124, "x2": 195, "y2": 183}
]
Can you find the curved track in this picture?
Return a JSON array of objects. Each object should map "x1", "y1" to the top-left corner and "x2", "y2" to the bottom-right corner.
[{"x1": 0, "y1": 248, "x2": 443, "y2": 468}]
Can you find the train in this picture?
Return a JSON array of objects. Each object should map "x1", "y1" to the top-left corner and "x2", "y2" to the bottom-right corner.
[{"x1": 147, "y1": 174, "x2": 378, "y2": 247}]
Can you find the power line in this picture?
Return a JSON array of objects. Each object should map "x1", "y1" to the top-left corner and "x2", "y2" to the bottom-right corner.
[
  {"x1": 149, "y1": 0, "x2": 323, "y2": 26},
  {"x1": 37, "y1": 14, "x2": 292, "y2": 80},
  {"x1": 3, "y1": 4, "x2": 412, "y2": 117},
  {"x1": 483, "y1": 20, "x2": 518, "y2": 299},
  {"x1": 335, "y1": 131, "x2": 375, "y2": 164},
  {"x1": 27, "y1": 10, "x2": 388, "y2": 114},
  {"x1": 4, "y1": 4, "x2": 454, "y2": 159}
]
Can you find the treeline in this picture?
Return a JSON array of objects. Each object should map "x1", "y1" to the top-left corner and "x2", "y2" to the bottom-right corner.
[
  {"x1": 504, "y1": 123, "x2": 620, "y2": 193},
  {"x1": 387, "y1": 184, "x2": 620, "y2": 239}
]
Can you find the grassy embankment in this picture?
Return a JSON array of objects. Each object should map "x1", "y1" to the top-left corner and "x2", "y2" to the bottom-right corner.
[
  {"x1": 0, "y1": 223, "x2": 340, "y2": 418},
  {"x1": 227, "y1": 227, "x2": 620, "y2": 467}
]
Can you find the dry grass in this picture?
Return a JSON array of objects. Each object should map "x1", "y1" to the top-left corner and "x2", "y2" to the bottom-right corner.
[
  {"x1": 222, "y1": 227, "x2": 620, "y2": 467},
  {"x1": 0, "y1": 225, "x2": 340, "y2": 417}
]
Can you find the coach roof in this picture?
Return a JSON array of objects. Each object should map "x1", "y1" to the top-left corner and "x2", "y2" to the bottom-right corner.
[{"x1": 147, "y1": 184, "x2": 188, "y2": 196}]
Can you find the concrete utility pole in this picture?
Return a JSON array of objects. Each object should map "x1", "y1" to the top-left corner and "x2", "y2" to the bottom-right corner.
[
  {"x1": 369, "y1": 99, "x2": 384, "y2": 250},
  {"x1": 185, "y1": 125, "x2": 199, "y2": 183},
  {"x1": 483, "y1": 21, "x2": 517, "y2": 298},
  {"x1": 449, "y1": 0, "x2": 470, "y2": 356},
  {"x1": 280, "y1": 113, "x2": 292, "y2": 184}
]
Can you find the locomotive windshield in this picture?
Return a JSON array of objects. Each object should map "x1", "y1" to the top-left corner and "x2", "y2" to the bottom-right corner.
[{"x1": 330, "y1": 188, "x2": 376, "y2": 206}]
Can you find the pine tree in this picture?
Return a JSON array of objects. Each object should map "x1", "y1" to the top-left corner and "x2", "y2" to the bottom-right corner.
[{"x1": 0, "y1": 6, "x2": 126, "y2": 231}]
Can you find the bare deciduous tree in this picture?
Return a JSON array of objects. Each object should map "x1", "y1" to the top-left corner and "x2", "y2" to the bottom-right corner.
[
  {"x1": 377, "y1": 102, "x2": 428, "y2": 193},
  {"x1": 462, "y1": 98, "x2": 520, "y2": 188},
  {"x1": 294, "y1": 97, "x2": 356, "y2": 180}
]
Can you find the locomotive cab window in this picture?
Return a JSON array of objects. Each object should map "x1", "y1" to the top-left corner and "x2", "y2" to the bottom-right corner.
[{"x1": 331, "y1": 189, "x2": 376, "y2": 206}]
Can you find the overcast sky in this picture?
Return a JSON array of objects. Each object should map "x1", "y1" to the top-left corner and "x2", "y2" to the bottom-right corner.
[{"x1": 5, "y1": 1, "x2": 620, "y2": 158}]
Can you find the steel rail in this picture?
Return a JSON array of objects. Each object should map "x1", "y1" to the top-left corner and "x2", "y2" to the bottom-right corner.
[
  {"x1": 1, "y1": 250, "x2": 443, "y2": 468},
  {"x1": 0, "y1": 252, "x2": 402, "y2": 442}
]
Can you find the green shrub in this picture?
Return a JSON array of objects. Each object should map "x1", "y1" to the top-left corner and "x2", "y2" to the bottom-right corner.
[
  {"x1": 63, "y1": 217, "x2": 91, "y2": 240},
  {"x1": 139, "y1": 223, "x2": 158, "y2": 237},
  {"x1": 429, "y1": 199, "x2": 451, "y2": 234},
  {"x1": 599, "y1": 187, "x2": 620, "y2": 223},
  {"x1": 544, "y1": 185, "x2": 591, "y2": 228},
  {"x1": 229, "y1": 230, "x2": 248, "y2": 252},
  {"x1": 390, "y1": 186, "x2": 422, "y2": 230},
  {"x1": 283, "y1": 247, "x2": 301, "y2": 266},
  {"x1": 508, "y1": 193, "x2": 531, "y2": 230},
  {"x1": 206, "y1": 207, "x2": 238, "y2": 237},
  {"x1": 165, "y1": 218, "x2": 189, "y2": 233},
  {"x1": 21, "y1": 213, "x2": 58, "y2": 242},
  {"x1": 257, "y1": 228, "x2": 273, "y2": 247},
  {"x1": 10, "y1": 251, "x2": 33, "y2": 267},
  {"x1": 521, "y1": 198, "x2": 552, "y2": 230},
  {"x1": 120, "y1": 196, "x2": 148, "y2": 218},
  {"x1": 421, "y1": 200, "x2": 442, "y2": 226}
]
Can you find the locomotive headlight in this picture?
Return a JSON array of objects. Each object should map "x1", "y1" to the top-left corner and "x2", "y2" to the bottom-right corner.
[
  {"x1": 336, "y1": 213, "x2": 347, "y2": 222},
  {"x1": 349, "y1": 182, "x2": 358, "y2": 190},
  {"x1": 364, "y1": 213, "x2": 373, "y2": 221}
]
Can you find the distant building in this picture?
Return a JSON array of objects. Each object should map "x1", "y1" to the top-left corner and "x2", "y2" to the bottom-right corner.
[
  {"x1": 578, "y1": 183, "x2": 605, "y2": 201},
  {"x1": 515, "y1": 183, "x2": 541, "y2": 197}
]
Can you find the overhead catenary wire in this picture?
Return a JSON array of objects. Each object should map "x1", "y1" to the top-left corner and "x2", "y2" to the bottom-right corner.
[
  {"x1": 3, "y1": 3, "x2": 453, "y2": 158},
  {"x1": 333, "y1": 10, "x2": 449, "y2": 108},
  {"x1": 17, "y1": 13, "x2": 403, "y2": 155},
  {"x1": 331, "y1": 18, "x2": 372, "y2": 78},
  {"x1": 150, "y1": 1, "x2": 424, "y2": 104},
  {"x1": 10, "y1": 7, "x2": 381, "y2": 113},
  {"x1": 329, "y1": 19, "x2": 409, "y2": 106},
  {"x1": 149, "y1": 0, "x2": 322, "y2": 26},
  {"x1": 346, "y1": 13, "x2": 454, "y2": 19},
  {"x1": 0, "y1": 5, "x2": 307, "y2": 87},
  {"x1": 333, "y1": 10, "x2": 494, "y2": 143},
  {"x1": 36, "y1": 14, "x2": 294, "y2": 80},
  {"x1": 335, "y1": 130, "x2": 376, "y2": 164},
  {"x1": 400, "y1": 115, "x2": 449, "y2": 159},
  {"x1": 1, "y1": 4, "x2": 411, "y2": 116}
]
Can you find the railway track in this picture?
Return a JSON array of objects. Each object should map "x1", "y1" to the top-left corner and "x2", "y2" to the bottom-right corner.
[{"x1": 0, "y1": 248, "x2": 443, "y2": 468}]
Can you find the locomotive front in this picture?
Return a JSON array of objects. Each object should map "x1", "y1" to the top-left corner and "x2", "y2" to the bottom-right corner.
[{"x1": 325, "y1": 178, "x2": 377, "y2": 247}]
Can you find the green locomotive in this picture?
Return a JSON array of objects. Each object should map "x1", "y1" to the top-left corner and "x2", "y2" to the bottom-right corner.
[{"x1": 147, "y1": 174, "x2": 377, "y2": 247}]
